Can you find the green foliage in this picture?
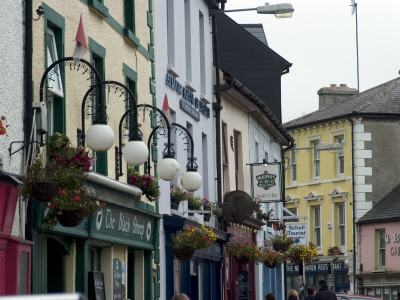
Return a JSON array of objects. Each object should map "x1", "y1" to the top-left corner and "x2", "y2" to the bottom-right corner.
[
  {"x1": 170, "y1": 185, "x2": 190, "y2": 201},
  {"x1": 128, "y1": 167, "x2": 159, "y2": 201},
  {"x1": 226, "y1": 238, "x2": 261, "y2": 262},
  {"x1": 187, "y1": 194, "x2": 202, "y2": 210}
]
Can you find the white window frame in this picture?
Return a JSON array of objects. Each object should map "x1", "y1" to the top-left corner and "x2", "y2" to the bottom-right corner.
[
  {"x1": 312, "y1": 140, "x2": 320, "y2": 180},
  {"x1": 290, "y1": 149, "x2": 297, "y2": 183},
  {"x1": 46, "y1": 27, "x2": 64, "y2": 98},
  {"x1": 313, "y1": 205, "x2": 321, "y2": 248},
  {"x1": 336, "y1": 135, "x2": 345, "y2": 177},
  {"x1": 337, "y1": 203, "x2": 346, "y2": 247}
]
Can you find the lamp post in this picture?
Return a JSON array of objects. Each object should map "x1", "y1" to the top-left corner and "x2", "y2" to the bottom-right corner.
[{"x1": 145, "y1": 123, "x2": 202, "y2": 192}]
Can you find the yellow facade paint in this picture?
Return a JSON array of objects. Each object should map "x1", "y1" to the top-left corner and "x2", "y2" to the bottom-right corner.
[{"x1": 285, "y1": 119, "x2": 353, "y2": 255}]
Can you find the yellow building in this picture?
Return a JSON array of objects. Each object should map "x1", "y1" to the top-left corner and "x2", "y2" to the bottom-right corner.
[{"x1": 283, "y1": 84, "x2": 358, "y2": 293}]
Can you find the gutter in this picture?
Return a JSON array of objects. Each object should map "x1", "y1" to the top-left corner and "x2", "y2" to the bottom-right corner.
[{"x1": 347, "y1": 115, "x2": 357, "y2": 294}]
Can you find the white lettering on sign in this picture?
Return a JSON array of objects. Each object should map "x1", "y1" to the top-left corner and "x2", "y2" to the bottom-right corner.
[
  {"x1": 105, "y1": 209, "x2": 116, "y2": 229},
  {"x1": 118, "y1": 213, "x2": 130, "y2": 233},
  {"x1": 132, "y1": 217, "x2": 145, "y2": 239}
]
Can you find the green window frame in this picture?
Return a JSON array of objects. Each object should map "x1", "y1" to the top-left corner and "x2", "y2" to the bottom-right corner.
[
  {"x1": 89, "y1": 38, "x2": 108, "y2": 176},
  {"x1": 43, "y1": 3, "x2": 65, "y2": 135},
  {"x1": 124, "y1": 0, "x2": 136, "y2": 34}
]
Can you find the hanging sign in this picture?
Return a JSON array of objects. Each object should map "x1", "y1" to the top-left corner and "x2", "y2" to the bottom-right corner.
[{"x1": 252, "y1": 164, "x2": 281, "y2": 201}]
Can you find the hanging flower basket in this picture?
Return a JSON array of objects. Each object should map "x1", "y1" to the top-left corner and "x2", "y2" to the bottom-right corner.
[
  {"x1": 272, "y1": 242, "x2": 291, "y2": 252},
  {"x1": 171, "y1": 197, "x2": 181, "y2": 210},
  {"x1": 30, "y1": 181, "x2": 60, "y2": 203},
  {"x1": 265, "y1": 260, "x2": 279, "y2": 268},
  {"x1": 173, "y1": 247, "x2": 195, "y2": 260},
  {"x1": 235, "y1": 256, "x2": 250, "y2": 265},
  {"x1": 56, "y1": 209, "x2": 85, "y2": 227}
]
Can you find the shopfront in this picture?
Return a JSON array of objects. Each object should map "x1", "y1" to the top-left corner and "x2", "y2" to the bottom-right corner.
[
  {"x1": 285, "y1": 259, "x2": 350, "y2": 295},
  {"x1": 0, "y1": 176, "x2": 33, "y2": 295},
  {"x1": 32, "y1": 174, "x2": 160, "y2": 300},
  {"x1": 163, "y1": 214, "x2": 229, "y2": 300}
]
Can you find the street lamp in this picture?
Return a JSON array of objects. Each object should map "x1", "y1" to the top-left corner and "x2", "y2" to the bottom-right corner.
[
  {"x1": 145, "y1": 123, "x2": 202, "y2": 192},
  {"x1": 224, "y1": 3, "x2": 294, "y2": 18}
]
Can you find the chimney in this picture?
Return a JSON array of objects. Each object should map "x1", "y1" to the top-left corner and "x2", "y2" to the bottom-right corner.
[{"x1": 317, "y1": 84, "x2": 358, "y2": 110}]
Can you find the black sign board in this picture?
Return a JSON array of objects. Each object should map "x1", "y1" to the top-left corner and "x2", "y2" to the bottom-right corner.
[
  {"x1": 238, "y1": 271, "x2": 249, "y2": 300},
  {"x1": 88, "y1": 271, "x2": 105, "y2": 300},
  {"x1": 113, "y1": 258, "x2": 123, "y2": 300}
]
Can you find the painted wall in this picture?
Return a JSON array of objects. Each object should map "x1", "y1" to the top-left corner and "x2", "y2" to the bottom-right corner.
[
  {"x1": 154, "y1": 0, "x2": 215, "y2": 299},
  {"x1": 360, "y1": 221, "x2": 400, "y2": 272},
  {"x1": 285, "y1": 119, "x2": 353, "y2": 256},
  {"x1": 0, "y1": 0, "x2": 25, "y2": 237}
]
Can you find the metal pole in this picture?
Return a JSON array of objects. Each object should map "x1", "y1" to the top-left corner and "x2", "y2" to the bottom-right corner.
[{"x1": 355, "y1": 2, "x2": 360, "y2": 92}]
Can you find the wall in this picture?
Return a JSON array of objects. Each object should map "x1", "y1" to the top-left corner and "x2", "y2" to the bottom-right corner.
[{"x1": 360, "y1": 221, "x2": 400, "y2": 272}]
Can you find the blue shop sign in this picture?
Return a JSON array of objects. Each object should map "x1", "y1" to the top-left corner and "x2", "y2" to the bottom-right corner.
[
  {"x1": 165, "y1": 73, "x2": 210, "y2": 119},
  {"x1": 286, "y1": 262, "x2": 348, "y2": 275}
]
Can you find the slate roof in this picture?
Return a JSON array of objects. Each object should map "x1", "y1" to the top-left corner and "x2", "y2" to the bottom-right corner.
[
  {"x1": 358, "y1": 184, "x2": 400, "y2": 224},
  {"x1": 241, "y1": 24, "x2": 268, "y2": 46},
  {"x1": 284, "y1": 77, "x2": 400, "y2": 129}
]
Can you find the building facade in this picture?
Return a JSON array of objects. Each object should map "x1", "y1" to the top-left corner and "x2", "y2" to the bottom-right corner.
[
  {"x1": 30, "y1": 1, "x2": 160, "y2": 299},
  {"x1": 0, "y1": 0, "x2": 31, "y2": 295},
  {"x1": 154, "y1": 0, "x2": 227, "y2": 299},
  {"x1": 357, "y1": 184, "x2": 400, "y2": 300}
]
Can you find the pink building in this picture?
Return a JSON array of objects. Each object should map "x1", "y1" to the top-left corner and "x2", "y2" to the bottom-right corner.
[{"x1": 357, "y1": 184, "x2": 400, "y2": 300}]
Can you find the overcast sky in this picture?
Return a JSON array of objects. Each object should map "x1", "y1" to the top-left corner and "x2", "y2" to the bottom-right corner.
[{"x1": 224, "y1": 0, "x2": 400, "y2": 123}]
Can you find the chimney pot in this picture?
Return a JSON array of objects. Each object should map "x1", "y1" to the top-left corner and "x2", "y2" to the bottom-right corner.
[
  {"x1": 330, "y1": 84, "x2": 337, "y2": 87},
  {"x1": 340, "y1": 84, "x2": 347, "y2": 87}
]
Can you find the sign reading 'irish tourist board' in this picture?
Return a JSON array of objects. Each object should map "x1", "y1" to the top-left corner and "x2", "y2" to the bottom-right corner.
[{"x1": 252, "y1": 164, "x2": 281, "y2": 201}]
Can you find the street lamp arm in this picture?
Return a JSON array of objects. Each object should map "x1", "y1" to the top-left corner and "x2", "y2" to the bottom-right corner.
[{"x1": 211, "y1": 3, "x2": 294, "y2": 17}]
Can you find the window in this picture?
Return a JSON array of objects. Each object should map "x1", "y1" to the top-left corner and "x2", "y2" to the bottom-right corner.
[
  {"x1": 313, "y1": 206, "x2": 321, "y2": 247},
  {"x1": 336, "y1": 135, "x2": 345, "y2": 176},
  {"x1": 199, "y1": 11, "x2": 205, "y2": 94},
  {"x1": 222, "y1": 123, "x2": 228, "y2": 166},
  {"x1": 184, "y1": 0, "x2": 192, "y2": 81},
  {"x1": 312, "y1": 140, "x2": 320, "y2": 179},
  {"x1": 124, "y1": 0, "x2": 135, "y2": 34},
  {"x1": 264, "y1": 151, "x2": 269, "y2": 163},
  {"x1": 376, "y1": 229, "x2": 386, "y2": 269},
  {"x1": 90, "y1": 38, "x2": 107, "y2": 175},
  {"x1": 46, "y1": 28, "x2": 64, "y2": 98},
  {"x1": 167, "y1": 0, "x2": 175, "y2": 66},
  {"x1": 290, "y1": 149, "x2": 296, "y2": 183},
  {"x1": 337, "y1": 203, "x2": 345, "y2": 247},
  {"x1": 234, "y1": 131, "x2": 240, "y2": 190},
  {"x1": 202, "y1": 132, "x2": 209, "y2": 199}
]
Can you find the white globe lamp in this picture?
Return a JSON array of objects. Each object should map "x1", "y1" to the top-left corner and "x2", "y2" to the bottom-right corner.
[
  {"x1": 157, "y1": 157, "x2": 180, "y2": 181},
  {"x1": 122, "y1": 140, "x2": 149, "y2": 166},
  {"x1": 86, "y1": 124, "x2": 115, "y2": 152},
  {"x1": 181, "y1": 171, "x2": 202, "y2": 192}
]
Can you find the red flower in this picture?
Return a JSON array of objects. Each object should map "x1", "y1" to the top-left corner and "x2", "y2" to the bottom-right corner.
[
  {"x1": 60, "y1": 190, "x2": 66, "y2": 195},
  {"x1": 190, "y1": 226, "x2": 193, "y2": 229},
  {"x1": 202, "y1": 236, "x2": 207, "y2": 240},
  {"x1": 195, "y1": 242, "x2": 198, "y2": 246},
  {"x1": 75, "y1": 196, "x2": 81, "y2": 201},
  {"x1": 244, "y1": 253, "x2": 248, "y2": 257}
]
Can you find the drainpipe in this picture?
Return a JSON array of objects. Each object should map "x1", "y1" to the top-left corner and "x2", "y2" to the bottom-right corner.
[
  {"x1": 211, "y1": 12, "x2": 223, "y2": 208},
  {"x1": 347, "y1": 115, "x2": 356, "y2": 293},
  {"x1": 25, "y1": 0, "x2": 33, "y2": 242}
]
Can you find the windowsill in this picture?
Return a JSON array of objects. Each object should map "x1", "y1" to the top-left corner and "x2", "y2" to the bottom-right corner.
[
  {"x1": 372, "y1": 268, "x2": 386, "y2": 273},
  {"x1": 200, "y1": 93, "x2": 210, "y2": 104},
  {"x1": 185, "y1": 81, "x2": 196, "y2": 92},
  {"x1": 286, "y1": 177, "x2": 349, "y2": 189},
  {"x1": 167, "y1": 65, "x2": 179, "y2": 78},
  {"x1": 89, "y1": 0, "x2": 109, "y2": 17},
  {"x1": 123, "y1": 28, "x2": 141, "y2": 48}
]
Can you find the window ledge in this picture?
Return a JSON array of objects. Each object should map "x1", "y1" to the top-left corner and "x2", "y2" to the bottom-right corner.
[
  {"x1": 123, "y1": 28, "x2": 141, "y2": 48},
  {"x1": 89, "y1": 0, "x2": 109, "y2": 17},
  {"x1": 372, "y1": 268, "x2": 386, "y2": 273},
  {"x1": 167, "y1": 65, "x2": 179, "y2": 78}
]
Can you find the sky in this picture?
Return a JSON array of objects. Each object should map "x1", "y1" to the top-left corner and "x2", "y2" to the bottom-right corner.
[{"x1": 224, "y1": 0, "x2": 400, "y2": 123}]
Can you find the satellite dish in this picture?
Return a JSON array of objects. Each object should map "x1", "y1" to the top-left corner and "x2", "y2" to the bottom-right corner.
[
  {"x1": 222, "y1": 190, "x2": 254, "y2": 223},
  {"x1": 350, "y1": 0, "x2": 356, "y2": 15}
]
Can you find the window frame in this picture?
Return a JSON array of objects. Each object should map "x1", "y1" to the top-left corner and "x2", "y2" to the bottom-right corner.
[
  {"x1": 312, "y1": 140, "x2": 320, "y2": 180},
  {"x1": 290, "y1": 149, "x2": 297, "y2": 183},
  {"x1": 337, "y1": 203, "x2": 346, "y2": 247},
  {"x1": 336, "y1": 135, "x2": 345, "y2": 177},
  {"x1": 46, "y1": 27, "x2": 64, "y2": 98},
  {"x1": 313, "y1": 205, "x2": 321, "y2": 248},
  {"x1": 376, "y1": 228, "x2": 386, "y2": 269}
]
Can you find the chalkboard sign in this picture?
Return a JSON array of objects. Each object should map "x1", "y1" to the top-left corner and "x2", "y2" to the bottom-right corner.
[
  {"x1": 238, "y1": 271, "x2": 249, "y2": 300},
  {"x1": 113, "y1": 259, "x2": 123, "y2": 300},
  {"x1": 88, "y1": 271, "x2": 106, "y2": 300}
]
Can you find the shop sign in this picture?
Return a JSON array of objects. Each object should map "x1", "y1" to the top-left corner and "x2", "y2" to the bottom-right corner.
[
  {"x1": 165, "y1": 73, "x2": 210, "y2": 119},
  {"x1": 113, "y1": 258, "x2": 123, "y2": 300},
  {"x1": 92, "y1": 204, "x2": 154, "y2": 245},
  {"x1": 286, "y1": 222, "x2": 307, "y2": 245},
  {"x1": 384, "y1": 232, "x2": 400, "y2": 256},
  {"x1": 252, "y1": 164, "x2": 281, "y2": 201}
]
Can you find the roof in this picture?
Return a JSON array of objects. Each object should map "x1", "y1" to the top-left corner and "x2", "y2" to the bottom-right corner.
[
  {"x1": 241, "y1": 24, "x2": 268, "y2": 46},
  {"x1": 284, "y1": 77, "x2": 400, "y2": 129},
  {"x1": 358, "y1": 184, "x2": 400, "y2": 224},
  {"x1": 215, "y1": 13, "x2": 292, "y2": 122}
]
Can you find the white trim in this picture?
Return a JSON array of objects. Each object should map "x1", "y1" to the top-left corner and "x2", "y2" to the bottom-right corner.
[{"x1": 86, "y1": 172, "x2": 142, "y2": 196}]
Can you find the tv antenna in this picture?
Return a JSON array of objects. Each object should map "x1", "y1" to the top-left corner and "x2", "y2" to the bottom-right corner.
[{"x1": 350, "y1": 0, "x2": 359, "y2": 92}]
